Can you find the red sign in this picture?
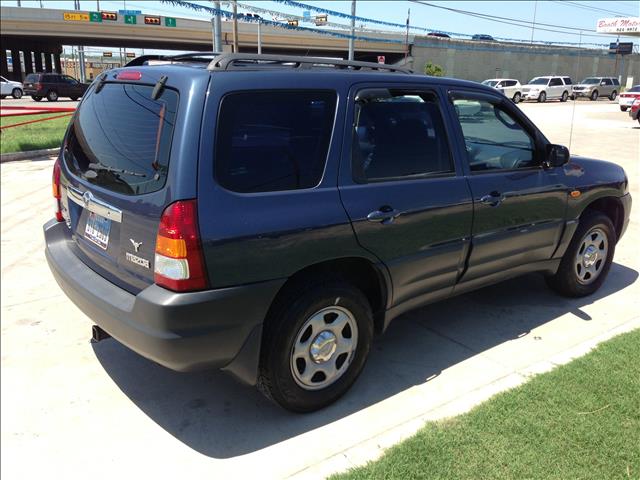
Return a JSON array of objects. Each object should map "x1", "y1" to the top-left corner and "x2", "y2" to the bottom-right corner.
[{"x1": 377, "y1": 55, "x2": 385, "y2": 64}]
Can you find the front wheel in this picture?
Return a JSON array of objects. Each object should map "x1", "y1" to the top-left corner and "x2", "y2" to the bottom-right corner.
[
  {"x1": 258, "y1": 279, "x2": 373, "y2": 412},
  {"x1": 546, "y1": 212, "x2": 615, "y2": 297},
  {"x1": 70, "y1": 96, "x2": 79, "y2": 101},
  {"x1": 32, "y1": 96, "x2": 42, "y2": 102},
  {"x1": 46, "y1": 90, "x2": 58, "y2": 102},
  {"x1": 561, "y1": 91, "x2": 569, "y2": 102},
  {"x1": 12, "y1": 88, "x2": 23, "y2": 99},
  {"x1": 590, "y1": 90, "x2": 599, "y2": 101},
  {"x1": 538, "y1": 91, "x2": 547, "y2": 103},
  {"x1": 609, "y1": 91, "x2": 617, "y2": 101},
  {"x1": 512, "y1": 92, "x2": 521, "y2": 104}
]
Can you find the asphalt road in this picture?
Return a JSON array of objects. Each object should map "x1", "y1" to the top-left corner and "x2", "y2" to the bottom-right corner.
[{"x1": 1, "y1": 101, "x2": 638, "y2": 480}]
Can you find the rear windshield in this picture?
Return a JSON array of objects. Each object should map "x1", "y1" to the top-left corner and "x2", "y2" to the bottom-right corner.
[
  {"x1": 25, "y1": 74, "x2": 40, "y2": 83},
  {"x1": 529, "y1": 78, "x2": 549, "y2": 85},
  {"x1": 64, "y1": 82, "x2": 178, "y2": 195}
]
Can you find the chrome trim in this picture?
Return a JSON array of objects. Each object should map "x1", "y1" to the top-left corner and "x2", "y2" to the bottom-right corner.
[{"x1": 67, "y1": 186, "x2": 122, "y2": 223}]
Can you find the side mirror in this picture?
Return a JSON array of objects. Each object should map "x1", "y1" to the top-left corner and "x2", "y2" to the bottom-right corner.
[{"x1": 545, "y1": 144, "x2": 569, "y2": 168}]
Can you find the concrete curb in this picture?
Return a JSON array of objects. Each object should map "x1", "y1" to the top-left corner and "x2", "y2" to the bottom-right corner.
[{"x1": 0, "y1": 147, "x2": 59, "y2": 163}]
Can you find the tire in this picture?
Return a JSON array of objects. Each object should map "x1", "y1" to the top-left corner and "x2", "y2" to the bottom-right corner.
[
  {"x1": 609, "y1": 91, "x2": 617, "y2": 101},
  {"x1": 32, "y1": 96, "x2": 42, "y2": 102},
  {"x1": 546, "y1": 212, "x2": 615, "y2": 297},
  {"x1": 70, "y1": 96, "x2": 79, "y2": 101},
  {"x1": 11, "y1": 88, "x2": 22, "y2": 99},
  {"x1": 538, "y1": 91, "x2": 547, "y2": 103},
  {"x1": 0, "y1": 95, "x2": 6, "y2": 99},
  {"x1": 590, "y1": 90, "x2": 599, "y2": 101},
  {"x1": 561, "y1": 91, "x2": 568, "y2": 102},
  {"x1": 257, "y1": 279, "x2": 373, "y2": 412},
  {"x1": 620, "y1": 106, "x2": 628, "y2": 112},
  {"x1": 512, "y1": 92, "x2": 521, "y2": 104},
  {"x1": 46, "y1": 90, "x2": 58, "y2": 102},
  {"x1": 570, "y1": 94, "x2": 575, "y2": 100}
]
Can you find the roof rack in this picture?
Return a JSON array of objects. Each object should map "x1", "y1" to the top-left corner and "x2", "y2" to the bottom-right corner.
[
  {"x1": 125, "y1": 52, "x2": 223, "y2": 67},
  {"x1": 206, "y1": 53, "x2": 413, "y2": 74}
]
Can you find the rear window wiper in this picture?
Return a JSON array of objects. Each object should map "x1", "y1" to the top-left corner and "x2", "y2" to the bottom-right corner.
[{"x1": 87, "y1": 163, "x2": 147, "y2": 177}]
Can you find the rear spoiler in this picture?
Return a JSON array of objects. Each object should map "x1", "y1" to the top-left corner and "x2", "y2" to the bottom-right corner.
[{"x1": 125, "y1": 52, "x2": 222, "y2": 67}]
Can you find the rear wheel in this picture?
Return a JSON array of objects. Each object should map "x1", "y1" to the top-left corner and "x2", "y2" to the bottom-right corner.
[
  {"x1": 46, "y1": 90, "x2": 58, "y2": 102},
  {"x1": 546, "y1": 212, "x2": 615, "y2": 297},
  {"x1": 257, "y1": 279, "x2": 373, "y2": 412},
  {"x1": 609, "y1": 91, "x2": 617, "y2": 101},
  {"x1": 512, "y1": 92, "x2": 521, "y2": 104},
  {"x1": 11, "y1": 88, "x2": 22, "y2": 99},
  {"x1": 32, "y1": 96, "x2": 42, "y2": 102},
  {"x1": 590, "y1": 90, "x2": 599, "y2": 101},
  {"x1": 538, "y1": 91, "x2": 547, "y2": 103},
  {"x1": 561, "y1": 91, "x2": 569, "y2": 102}
]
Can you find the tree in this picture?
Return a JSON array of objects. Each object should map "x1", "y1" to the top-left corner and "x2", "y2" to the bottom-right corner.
[{"x1": 424, "y1": 62, "x2": 445, "y2": 77}]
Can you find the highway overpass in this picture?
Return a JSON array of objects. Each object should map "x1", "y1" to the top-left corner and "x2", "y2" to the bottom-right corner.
[{"x1": 0, "y1": 6, "x2": 408, "y2": 81}]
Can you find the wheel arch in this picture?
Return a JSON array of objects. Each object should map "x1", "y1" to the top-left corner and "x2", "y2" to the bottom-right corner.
[{"x1": 580, "y1": 196, "x2": 624, "y2": 241}]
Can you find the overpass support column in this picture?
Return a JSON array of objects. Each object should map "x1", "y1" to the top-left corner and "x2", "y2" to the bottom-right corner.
[
  {"x1": 44, "y1": 53, "x2": 53, "y2": 73},
  {"x1": 34, "y1": 52, "x2": 43, "y2": 73},
  {"x1": 0, "y1": 50, "x2": 9, "y2": 78},
  {"x1": 24, "y1": 52, "x2": 33, "y2": 75},
  {"x1": 10, "y1": 49, "x2": 22, "y2": 81},
  {"x1": 54, "y1": 54, "x2": 62, "y2": 74}
]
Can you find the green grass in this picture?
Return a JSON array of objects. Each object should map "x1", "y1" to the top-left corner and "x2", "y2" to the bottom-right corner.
[
  {"x1": 0, "y1": 113, "x2": 71, "y2": 154},
  {"x1": 333, "y1": 329, "x2": 640, "y2": 480}
]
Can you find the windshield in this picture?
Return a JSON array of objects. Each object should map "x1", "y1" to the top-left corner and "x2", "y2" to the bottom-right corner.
[
  {"x1": 528, "y1": 78, "x2": 549, "y2": 85},
  {"x1": 581, "y1": 78, "x2": 600, "y2": 84},
  {"x1": 64, "y1": 82, "x2": 178, "y2": 195},
  {"x1": 482, "y1": 80, "x2": 499, "y2": 87},
  {"x1": 628, "y1": 86, "x2": 640, "y2": 92}
]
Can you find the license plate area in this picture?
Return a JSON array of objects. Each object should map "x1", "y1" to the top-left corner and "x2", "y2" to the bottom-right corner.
[{"x1": 84, "y1": 212, "x2": 111, "y2": 250}]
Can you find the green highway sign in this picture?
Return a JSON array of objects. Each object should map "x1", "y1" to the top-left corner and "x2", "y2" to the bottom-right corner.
[
  {"x1": 124, "y1": 14, "x2": 137, "y2": 24},
  {"x1": 165, "y1": 17, "x2": 177, "y2": 27},
  {"x1": 89, "y1": 11, "x2": 102, "y2": 22}
]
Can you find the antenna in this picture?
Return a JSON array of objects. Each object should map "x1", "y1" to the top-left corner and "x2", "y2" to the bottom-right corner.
[{"x1": 568, "y1": 30, "x2": 582, "y2": 151}]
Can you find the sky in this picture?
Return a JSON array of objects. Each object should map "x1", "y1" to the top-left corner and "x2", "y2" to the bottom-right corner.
[{"x1": 8, "y1": 0, "x2": 640, "y2": 52}]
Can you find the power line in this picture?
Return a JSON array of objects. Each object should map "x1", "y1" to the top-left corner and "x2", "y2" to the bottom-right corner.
[
  {"x1": 550, "y1": 0, "x2": 637, "y2": 17},
  {"x1": 410, "y1": 1, "x2": 608, "y2": 39}
]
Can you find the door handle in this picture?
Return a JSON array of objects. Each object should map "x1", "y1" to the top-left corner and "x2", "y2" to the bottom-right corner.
[
  {"x1": 367, "y1": 206, "x2": 400, "y2": 224},
  {"x1": 480, "y1": 192, "x2": 505, "y2": 207}
]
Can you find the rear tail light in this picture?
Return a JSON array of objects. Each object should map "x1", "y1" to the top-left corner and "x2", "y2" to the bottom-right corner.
[
  {"x1": 154, "y1": 200, "x2": 208, "y2": 292},
  {"x1": 52, "y1": 159, "x2": 64, "y2": 222},
  {"x1": 35, "y1": 82, "x2": 43, "y2": 91}
]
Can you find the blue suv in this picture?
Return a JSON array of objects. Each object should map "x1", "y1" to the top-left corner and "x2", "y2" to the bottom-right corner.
[{"x1": 44, "y1": 53, "x2": 631, "y2": 412}]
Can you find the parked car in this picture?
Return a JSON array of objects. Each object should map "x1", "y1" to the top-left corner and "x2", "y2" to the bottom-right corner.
[
  {"x1": 427, "y1": 32, "x2": 450, "y2": 38},
  {"x1": 481, "y1": 78, "x2": 522, "y2": 103},
  {"x1": 472, "y1": 34, "x2": 495, "y2": 41},
  {"x1": 0, "y1": 75, "x2": 23, "y2": 99},
  {"x1": 521, "y1": 76, "x2": 572, "y2": 102},
  {"x1": 43, "y1": 53, "x2": 631, "y2": 413},
  {"x1": 23, "y1": 72, "x2": 89, "y2": 102},
  {"x1": 572, "y1": 77, "x2": 619, "y2": 101},
  {"x1": 630, "y1": 98, "x2": 640, "y2": 124},
  {"x1": 619, "y1": 85, "x2": 640, "y2": 111}
]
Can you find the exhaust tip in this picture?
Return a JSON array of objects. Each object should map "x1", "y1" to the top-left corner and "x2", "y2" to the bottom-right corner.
[{"x1": 91, "y1": 325, "x2": 111, "y2": 343}]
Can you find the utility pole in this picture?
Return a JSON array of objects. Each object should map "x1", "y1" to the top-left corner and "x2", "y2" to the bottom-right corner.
[
  {"x1": 96, "y1": 0, "x2": 100, "y2": 11},
  {"x1": 348, "y1": 0, "x2": 356, "y2": 61},
  {"x1": 212, "y1": 0, "x2": 222, "y2": 52},
  {"x1": 75, "y1": 0, "x2": 86, "y2": 82},
  {"x1": 232, "y1": 0, "x2": 239, "y2": 53},
  {"x1": 530, "y1": 0, "x2": 537, "y2": 43},
  {"x1": 257, "y1": 18, "x2": 262, "y2": 54},
  {"x1": 404, "y1": 8, "x2": 410, "y2": 64}
]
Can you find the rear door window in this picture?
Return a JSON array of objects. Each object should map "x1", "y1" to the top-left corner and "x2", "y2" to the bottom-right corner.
[
  {"x1": 215, "y1": 90, "x2": 336, "y2": 193},
  {"x1": 562, "y1": 77, "x2": 572, "y2": 85},
  {"x1": 550, "y1": 78, "x2": 563, "y2": 86},
  {"x1": 64, "y1": 82, "x2": 178, "y2": 195}
]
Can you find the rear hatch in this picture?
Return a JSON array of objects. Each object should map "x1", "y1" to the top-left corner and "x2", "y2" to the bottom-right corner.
[{"x1": 59, "y1": 75, "x2": 182, "y2": 293}]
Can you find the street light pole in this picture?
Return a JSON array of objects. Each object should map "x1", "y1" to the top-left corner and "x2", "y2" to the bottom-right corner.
[
  {"x1": 232, "y1": 0, "x2": 239, "y2": 53},
  {"x1": 258, "y1": 19, "x2": 262, "y2": 54},
  {"x1": 348, "y1": 0, "x2": 355, "y2": 61},
  {"x1": 212, "y1": 0, "x2": 222, "y2": 52},
  {"x1": 75, "y1": 0, "x2": 86, "y2": 82}
]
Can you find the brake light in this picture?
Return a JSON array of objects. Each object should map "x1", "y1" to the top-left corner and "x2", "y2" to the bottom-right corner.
[
  {"x1": 154, "y1": 200, "x2": 208, "y2": 292},
  {"x1": 52, "y1": 159, "x2": 64, "y2": 222},
  {"x1": 35, "y1": 82, "x2": 43, "y2": 91},
  {"x1": 116, "y1": 71, "x2": 142, "y2": 81}
]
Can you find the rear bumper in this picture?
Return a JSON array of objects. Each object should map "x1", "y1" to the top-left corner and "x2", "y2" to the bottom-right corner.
[
  {"x1": 44, "y1": 219, "x2": 284, "y2": 382},
  {"x1": 630, "y1": 109, "x2": 640, "y2": 120}
]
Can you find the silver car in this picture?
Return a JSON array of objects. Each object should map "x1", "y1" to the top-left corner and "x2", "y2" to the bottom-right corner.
[
  {"x1": 0, "y1": 75, "x2": 23, "y2": 99},
  {"x1": 572, "y1": 77, "x2": 620, "y2": 101}
]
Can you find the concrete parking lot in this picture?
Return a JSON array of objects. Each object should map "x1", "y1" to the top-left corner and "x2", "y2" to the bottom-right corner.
[{"x1": 1, "y1": 101, "x2": 639, "y2": 479}]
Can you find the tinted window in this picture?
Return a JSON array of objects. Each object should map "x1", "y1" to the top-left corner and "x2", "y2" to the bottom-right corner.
[
  {"x1": 25, "y1": 73, "x2": 39, "y2": 83},
  {"x1": 563, "y1": 77, "x2": 572, "y2": 85},
  {"x1": 629, "y1": 86, "x2": 640, "y2": 92},
  {"x1": 352, "y1": 92, "x2": 452, "y2": 182},
  {"x1": 215, "y1": 91, "x2": 336, "y2": 193},
  {"x1": 550, "y1": 78, "x2": 563, "y2": 86},
  {"x1": 506, "y1": 80, "x2": 517, "y2": 87},
  {"x1": 453, "y1": 99, "x2": 536, "y2": 172},
  {"x1": 603, "y1": 78, "x2": 613, "y2": 85},
  {"x1": 64, "y1": 83, "x2": 178, "y2": 195},
  {"x1": 612, "y1": 79, "x2": 620, "y2": 86},
  {"x1": 529, "y1": 78, "x2": 549, "y2": 85}
]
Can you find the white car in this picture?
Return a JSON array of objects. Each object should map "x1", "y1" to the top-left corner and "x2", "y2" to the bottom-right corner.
[
  {"x1": 0, "y1": 76, "x2": 23, "y2": 99},
  {"x1": 521, "y1": 75, "x2": 572, "y2": 102},
  {"x1": 481, "y1": 78, "x2": 523, "y2": 103},
  {"x1": 618, "y1": 85, "x2": 640, "y2": 111}
]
